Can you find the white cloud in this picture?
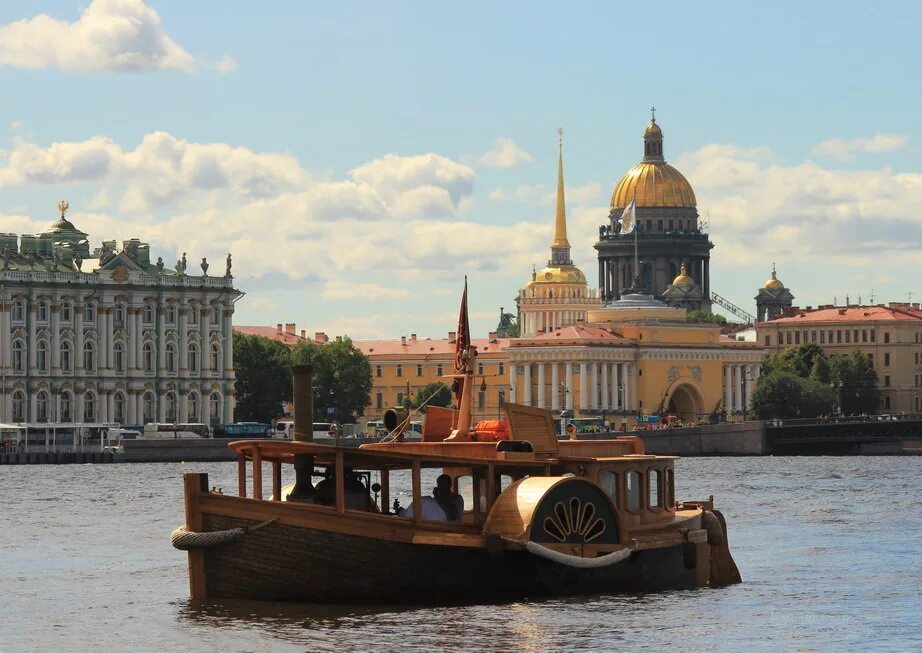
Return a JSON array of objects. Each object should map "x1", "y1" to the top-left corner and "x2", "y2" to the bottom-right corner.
[
  {"x1": 477, "y1": 137, "x2": 534, "y2": 168},
  {"x1": 214, "y1": 55, "x2": 237, "y2": 74},
  {"x1": 0, "y1": 0, "x2": 196, "y2": 73},
  {"x1": 811, "y1": 133, "x2": 909, "y2": 161},
  {"x1": 322, "y1": 281, "x2": 410, "y2": 301},
  {"x1": 350, "y1": 153, "x2": 474, "y2": 209}
]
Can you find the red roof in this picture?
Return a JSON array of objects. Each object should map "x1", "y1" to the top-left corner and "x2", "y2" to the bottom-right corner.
[
  {"x1": 767, "y1": 305, "x2": 922, "y2": 324},
  {"x1": 235, "y1": 326, "x2": 312, "y2": 346},
  {"x1": 508, "y1": 324, "x2": 628, "y2": 347},
  {"x1": 353, "y1": 336, "x2": 510, "y2": 357}
]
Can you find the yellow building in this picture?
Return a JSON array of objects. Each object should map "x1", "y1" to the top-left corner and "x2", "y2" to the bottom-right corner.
[{"x1": 756, "y1": 302, "x2": 922, "y2": 413}]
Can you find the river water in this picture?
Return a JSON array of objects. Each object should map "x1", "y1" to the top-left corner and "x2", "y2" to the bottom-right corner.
[{"x1": 2, "y1": 457, "x2": 921, "y2": 652}]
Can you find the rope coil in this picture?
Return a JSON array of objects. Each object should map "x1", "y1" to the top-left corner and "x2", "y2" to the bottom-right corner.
[{"x1": 170, "y1": 518, "x2": 276, "y2": 551}]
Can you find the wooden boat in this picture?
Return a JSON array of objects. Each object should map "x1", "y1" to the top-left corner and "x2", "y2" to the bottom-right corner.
[{"x1": 173, "y1": 283, "x2": 741, "y2": 603}]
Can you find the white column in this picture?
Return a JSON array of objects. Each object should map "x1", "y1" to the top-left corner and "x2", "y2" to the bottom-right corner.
[
  {"x1": 601, "y1": 363, "x2": 609, "y2": 410},
  {"x1": 734, "y1": 365, "x2": 743, "y2": 412},
  {"x1": 508, "y1": 364, "x2": 517, "y2": 404},
  {"x1": 223, "y1": 307, "x2": 234, "y2": 373},
  {"x1": 51, "y1": 304, "x2": 60, "y2": 371},
  {"x1": 579, "y1": 362, "x2": 588, "y2": 410},
  {"x1": 200, "y1": 306, "x2": 210, "y2": 374},
  {"x1": 537, "y1": 362, "x2": 546, "y2": 408},
  {"x1": 179, "y1": 391, "x2": 189, "y2": 423},
  {"x1": 127, "y1": 391, "x2": 137, "y2": 424},
  {"x1": 179, "y1": 304, "x2": 189, "y2": 377},
  {"x1": 158, "y1": 307, "x2": 167, "y2": 372},
  {"x1": 127, "y1": 308, "x2": 137, "y2": 371},
  {"x1": 74, "y1": 301, "x2": 84, "y2": 373},
  {"x1": 135, "y1": 309, "x2": 144, "y2": 370},
  {"x1": 724, "y1": 364, "x2": 732, "y2": 414},
  {"x1": 610, "y1": 363, "x2": 618, "y2": 410},
  {"x1": 105, "y1": 308, "x2": 114, "y2": 371},
  {"x1": 551, "y1": 362, "x2": 559, "y2": 411},
  {"x1": 103, "y1": 391, "x2": 113, "y2": 423},
  {"x1": 28, "y1": 302, "x2": 37, "y2": 371},
  {"x1": 565, "y1": 362, "x2": 574, "y2": 410},
  {"x1": 589, "y1": 363, "x2": 598, "y2": 410},
  {"x1": 223, "y1": 389, "x2": 234, "y2": 423},
  {"x1": 624, "y1": 364, "x2": 632, "y2": 411},
  {"x1": 0, "y1": 296, "x2": 9, "y2": 371},
  {"x1": 524, "y1": 363, "x2": 532, "y2": 405}
]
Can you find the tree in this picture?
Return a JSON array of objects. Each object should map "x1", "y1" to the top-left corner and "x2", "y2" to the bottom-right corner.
[
  {"x1": 411, "y1": 382, "x2": 452, "y2": 412},
  {"x1": 751, "y1": 371, "x2": 835, "y2": 420},
  {"x1": 762, "y1": 343, "x2": 826, "y2": 378},
  {"x1": 831, "y1": 350, "x2": 880, "y2": 415},
  {"x1": 686, "y1": 310, "x2": 727, "y2": 324},
  {"x1": 291, "y1": 337, "x2": 373, "y2": 424},
  {"x1": 233, "y1": 333, "x2": 293, "y2": 423}
]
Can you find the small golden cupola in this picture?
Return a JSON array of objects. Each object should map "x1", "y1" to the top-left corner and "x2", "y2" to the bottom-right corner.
[
  {"x1": 672, "y1": 262, "x2": 695, "y2": 287},
  {"x1": 763, "y1": 263, "x2": 785, "y2": 290}
]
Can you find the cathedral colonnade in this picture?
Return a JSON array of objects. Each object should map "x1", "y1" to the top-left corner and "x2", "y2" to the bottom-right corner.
[
  {"x1": 722, "y1": 363, "x2": 761, "y2": 416},
  {"x1": 508, "y1": 359, "x2": 637, "y2": 415}
]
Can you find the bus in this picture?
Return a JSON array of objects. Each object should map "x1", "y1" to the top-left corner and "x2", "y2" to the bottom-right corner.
[
  {"x1": 213, "y1": 422, "x2": 272, "y2": 439},
  {"x1": 274, "y1": 420, "x2": 335, "y2": 440},
  {"x1": 141, "y1": 423, "x2": 211, "y2": 439}
]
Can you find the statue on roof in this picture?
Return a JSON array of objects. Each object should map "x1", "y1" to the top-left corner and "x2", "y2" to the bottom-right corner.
[
  {"x1": 1, "y1": 247, "x2": 9, "y2": 271},
  {"x1": 225, "y1": 252, "x2": 232, "y2": 278},
  {"x1": 156, "y1": 256, "x2": 164, "y2": 271},
  {"x1": 201, "y1": 257, "x2": 209, "y2": 276},
  {"x1": 75, "y1": 254, "x2": 83, "y2": 271}
]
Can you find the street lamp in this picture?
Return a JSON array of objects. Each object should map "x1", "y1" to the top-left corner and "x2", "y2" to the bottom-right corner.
[{"x1": 558, "y1": 381, "x2": 569, "y2": 413}]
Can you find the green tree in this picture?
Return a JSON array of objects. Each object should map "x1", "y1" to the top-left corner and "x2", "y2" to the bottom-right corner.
[
  {"x1": 831, "y1": 350, "x2": 880, "y2": 415},
  {"x1": 411, "y1": 382, "x2": 453, "y2": 412},
  {"x1": 686, "y1": 310, "x2": 727, "y2": 324},
  {"x1": 751, "y1": 371, "x2": 836, "y2": 419},
  {"x1": 233, "y1": 333, "x2": 293, "y2": 423},
  {"x1": 291, "y1": 337, "x2": 373, "y2": 424},
  {"x1": 809, "y1": 355, "x2": 831, "y2": 385},
  {"x1": 762, "y1": 343, "x2": 826, "y2": 378}
]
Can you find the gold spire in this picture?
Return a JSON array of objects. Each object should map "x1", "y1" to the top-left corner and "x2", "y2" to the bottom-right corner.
[{"x1": 552, "y1": 127, "x2": 570, "y2": 248}]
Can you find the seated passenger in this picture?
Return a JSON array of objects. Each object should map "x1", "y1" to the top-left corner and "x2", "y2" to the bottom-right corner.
[
  {"x1": 433, "y1": 473, "x2": 464, "y2": 521},
  {"x1": 401, "y1": 496, "x2": 447, "y2": 521}
]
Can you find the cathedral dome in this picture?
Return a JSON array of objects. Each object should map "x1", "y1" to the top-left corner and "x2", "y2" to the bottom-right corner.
[
  {"x1": 763, "y1": 266, "x2": 784, "y2": 290},
  {"x1": 672, "y1": 263, "x2": 695, "y2": 287},
  {"x1": 611, "y1": 114, "x2": 697, "y2": 209},
  {"x1": 531, "y1": 265, "x2": 586, "y2": 285}
]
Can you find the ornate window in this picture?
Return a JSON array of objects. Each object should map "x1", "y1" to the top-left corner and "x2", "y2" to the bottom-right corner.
[
  {"x1": 36, "y1": 339, "x2": 49, "y2": 372},
  {"x1": 166, "y1": 342, "x2": 177, "y2": 373},
  {"x1": 114, "y1": 393, "x2": 125, "y2": 423},
  {"x1": 12, "y1": 340, "x2": 25, "y2": 373},
  {"x1": 37, "y1": 301, "x2": 48, "y2": 323},
  {"x1": 166, "y1": 304, "x2": 177, "y2": 324},
  {"x1": 60, "y1": 393, "x2": 72, "y2": 422},
  {"x1": 189, "y1": 306, "x2": 199, "y2": 325},
  {"x1": 211, "y1": 306, "x2": 220, "y2": 325},
  {"x1": 188, "y1": 393, "x2": 199, "y2": 422},
  {"x1": 83, "y1": 303, "x2": 95, "y2": 322},
  {"x1": 12, "y1": 391, "x2": 25, "y2": 422},
  {"x1": 83, "y1": 341, "x2": 96, "y2": 373},
  {"x1": 36, "y1": 391, "x2": 49, "y2": 422},
  {"x1": 210, "y1": 343, "x2": 220, "y2": 371},
  {"x1": 143, "y1": 342, "x2": 155, "y2": 373},
  {"x1": 114, "y1": 341, "x2": 125, "y2": 373},
  {"x1": 143, "y1": 392, "x2": 155, "y2": 423},
  {"x1": 143, "y1": 304, "x2": 155, "y2": 324},
  {"x1": 166, "y1": 393, "x2": 177, "y2": 422},
  {"x1": 83, "y1": 391, "x2": 96, "y2": 422},
  {"x1": 61, "y1": 341, "x2": 72, "y2": 372},
  {"x1": 114, "y1": 304, "x2": 126, "y2": 328},
  {"x1": 209, "y1": 393, "x2": 220, "y2": 424},
  {"x1": 12, "y1": 299, "x2": 25, "y2": 322},
  {"x1": 61, "y1": 302, "x2": 72, "y2": 322},
  {"x1": 187, "y1": 343, "x2": 199, "y2": 373}
]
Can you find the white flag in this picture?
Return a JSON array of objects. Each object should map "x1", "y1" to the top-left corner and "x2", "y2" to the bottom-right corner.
[{"x1": 618, "y1": 200, "x2": 636, "y2": 235}]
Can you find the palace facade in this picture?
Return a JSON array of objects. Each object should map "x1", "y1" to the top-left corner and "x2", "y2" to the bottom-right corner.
[{"x1": 0, "y1": 204, "x2": 241, "y2": 426}]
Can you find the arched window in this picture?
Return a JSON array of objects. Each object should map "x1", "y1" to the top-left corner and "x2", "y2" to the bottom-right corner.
[
  {"x1": 210, "y1": 393, "x2": 220, "y2": 424},
  {"x1": 37, "y1": 301, "x2": 48, "y2": 322},
  {"x1": 83, "y1": 341, "x2": 96, "y2": 372},
  {"x1": 83, "y1": 303, "x2": 95, "y2": 322},
  {"x1": 143, "y1": 342, "x2": 155, "y2": 373},
  {"x1": 60, "y1": 392, "x2": 72, "y2": 422},
  {"x1": 166, "y1": 304, "x2": 176, "y2": 324},
  {"x1": 83, "y1": 392, "x2": 96, "y2": 422},
  {"x1": 211, "y1": 306, "x2": 220, "y2": 325},
  {"x1": 114, "y1": 393, "x2": 125, "y2": 423},
  {"x1": 143, "y1": 392, "x2": 155, "y2": 424},
  {"x1": 210, "y1": 343, "x2": 220, "y2": 371},
  {"x1": 61, "y1": 302, "x2": 72, "y2": 322},
  {"x1": 12, "y1": 299, "x2": 25, "y2": 322},
  {"x1": 61, "y1": 341, "x2": 72, "y2": 372},
  {"x1": 36, "y1": 391, "x2": 49, "y2": 422},
  {"x1": 143, "y1": 304, "x2": 154, "y2": 324},
  {"x1": 12, "y1": 340, "x2": 25, "y2": 372},
  {"x1": 188, "y1": 393, "x2": 199, "y2": 422},
  {"x1": 166, "y1": 342, "x2": 177, "y2": 373},
  {"x1": 188, "y1": 342, "x2": 199, "y2": 373},
  {"x1": 166, "y1": 393, "x2": 177, "y2": 422},
  {"x1": 36, "y1": 339, "x2": 49, "y2": 372},
  {"x1": 114, "y1": 304, "x2": 126, "y2": 327},
  {"x1": 189, "y1": 306, "x2": 199, "y2": 325},
  {"x1": 12, "y1": 391, "x2": 25, "y2": 422},
  {"x1": 113, "y1": 341, "x2": 125, "y2": 373}
]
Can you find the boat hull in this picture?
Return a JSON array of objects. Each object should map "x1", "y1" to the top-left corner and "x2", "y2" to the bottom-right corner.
[{"x1": 197, "y1": 513, "x2": 708, "y2": 603}]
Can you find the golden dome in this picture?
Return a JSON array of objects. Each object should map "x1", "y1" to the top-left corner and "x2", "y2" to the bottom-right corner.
[
  {"x1": 763, "y1": 265, "x2": 784, "y2": 290},
  {"x1": 611, "y1": 162, "x2": 697, "y2": 208},
  {"x1": 528, "y1": 265, "x2": 586, "y2": 285},
  {"x1": 645, "y1": 121, "x2": 662, "y2": 136},
  {"x1": 672, "y1": 263, "x2": 695, "y2": 287}
]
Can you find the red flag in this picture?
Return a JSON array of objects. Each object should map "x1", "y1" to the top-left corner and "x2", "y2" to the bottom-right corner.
[{"x1": 452, "y1": 277, "x2": 470, "y2": 403}]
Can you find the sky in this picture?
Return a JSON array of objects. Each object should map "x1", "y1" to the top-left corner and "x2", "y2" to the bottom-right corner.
[{"x1": 2, "y1": 0, "x2": 922, "y2": 339}]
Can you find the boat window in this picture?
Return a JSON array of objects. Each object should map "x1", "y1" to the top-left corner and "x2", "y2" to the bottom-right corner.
[
  {"x1": 456, "y1": 475, "x2": 473, "y2": 512},
  {"x1": 599, "y1": 471, "x2": 619, "y2": 506},
  {"x1": 666, "y1": 469, "x2": 675, "y2": 508},
  {"x1": 626, "y1": 471, "x2": 641, "y2": 512},
  {"x1": 649, "y1": 469, "x2": 662, "y2": 509}
]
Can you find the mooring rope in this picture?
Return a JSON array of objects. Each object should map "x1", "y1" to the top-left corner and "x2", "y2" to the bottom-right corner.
[
  {"x1": 170, "y1": 518, "x2": 277, "y2": 550},
  {"x1": 521, "y1": 541, "x2": 636, "y2": 568}
]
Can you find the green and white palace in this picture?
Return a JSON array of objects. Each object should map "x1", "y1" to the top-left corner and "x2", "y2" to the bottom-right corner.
[{"x1": 0, "y1": 203, "x2": 241, "y2": 426}]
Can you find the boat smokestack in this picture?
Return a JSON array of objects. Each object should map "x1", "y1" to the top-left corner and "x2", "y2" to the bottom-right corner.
[{"x1": 288, "y1": 365, "x2": 315, "y2": 501}]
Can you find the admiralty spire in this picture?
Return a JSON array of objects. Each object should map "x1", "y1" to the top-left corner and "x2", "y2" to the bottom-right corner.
[{"x1": 516, "y1": 129, "x2": 600, "y2": 337}]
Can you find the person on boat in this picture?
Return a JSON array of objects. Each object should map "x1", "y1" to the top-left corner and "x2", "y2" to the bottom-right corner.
[
  {"x1": 400, "y1": 496, "x2": 447, "y2": 521},
  {"x1": 433, "y1": 474, "x2": 464, "y2": 521}
]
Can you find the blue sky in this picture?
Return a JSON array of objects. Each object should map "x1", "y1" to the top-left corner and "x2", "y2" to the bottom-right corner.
[{"x1": 2, "y1": 1, "x2": 921, "y2": 337}]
